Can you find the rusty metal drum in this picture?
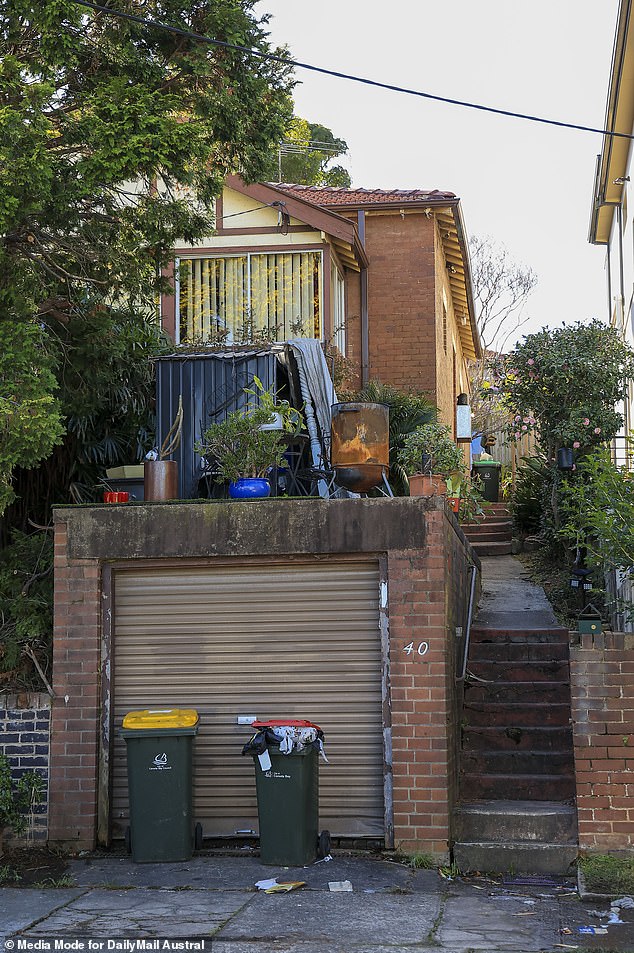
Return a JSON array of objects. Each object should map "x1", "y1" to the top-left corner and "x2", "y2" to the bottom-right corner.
[{"x1": 330, "y1": 402, "x2": 389, "y2": 492}]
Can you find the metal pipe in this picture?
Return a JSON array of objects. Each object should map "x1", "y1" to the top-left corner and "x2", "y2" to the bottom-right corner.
[
  {"x1": 357, "y1": 210, "x2": 369, "y2": 387},
  {"x1": 457, "y1": 563, "x2": 478, "y2": 682}
]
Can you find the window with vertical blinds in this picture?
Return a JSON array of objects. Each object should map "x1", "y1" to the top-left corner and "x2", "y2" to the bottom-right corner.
[{"x1": 178, "y1": 252, "x2": 323, "y2": 344}]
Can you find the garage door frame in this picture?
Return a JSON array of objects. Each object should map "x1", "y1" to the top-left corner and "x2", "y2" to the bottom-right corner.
[{"x1": 97, "y1": 553, "x2": 393, "y2": 848}]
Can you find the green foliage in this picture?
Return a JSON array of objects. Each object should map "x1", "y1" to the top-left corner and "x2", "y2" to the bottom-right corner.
[
  {"x1": 197, "y1": 379, "x2": 303, "y2": 483},
  {"x1": 498, "y1": 320, "x2": 634, "y2": 457},
  {"x1": 0, "y1": 531, "x2": 53, "y2": 689},
  {"x1": 0, "y1": 753, "x2": 44, "y2": 836},
  {"x1": 397, "y1": 423, "x2": 465, "y2": 479},
  {"x1": 0, "y1": 0, "x2": 293, "y2": 499},
  {"x1": 272, "y1": 116, "x2": 351, "y2": 187},
  {"x1": 0, "y1": 321, "x2": 64, "y2": 515},
  {"x1": 579, "y1": 852, "x2": 634, "y2": 896},
  {"x1": 510, "y1": 455, "x2": 548, "y2": 535},
  {"x1": 559, "y1": 443, "x2": 634, "y2": 614},
  {"x1": 342, "y1": 382, "x2": 438, "y2": 495},
  {"x1": 457, "y1": 480, "x2": 488, "y2": 525}
]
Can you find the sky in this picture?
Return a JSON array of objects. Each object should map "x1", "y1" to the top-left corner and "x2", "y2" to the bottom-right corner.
[{"x1": 254, "y1": 0, "x2": 620, "y2": 349}]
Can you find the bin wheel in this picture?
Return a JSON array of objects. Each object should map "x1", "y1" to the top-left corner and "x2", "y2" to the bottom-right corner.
[
  {"x1": 124, "y1": 826, "x2": 131, "y2": 855},
  {"x1": 194, "y1": 822, "x2": 204, "y2": 851},
  {"x1": 317, "y1": 829, "x2": 331, "y2": 859}
]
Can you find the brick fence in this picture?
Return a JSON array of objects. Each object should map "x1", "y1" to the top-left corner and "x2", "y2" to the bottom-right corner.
[
  {"x1": 0, "y1": 692, "x2": 50, "y2": 843},
  {"x1": 570, "y1": 632, "x2": 634, "y2": 851}
]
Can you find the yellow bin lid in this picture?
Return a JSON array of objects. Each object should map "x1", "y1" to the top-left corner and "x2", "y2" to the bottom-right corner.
[{"x1": 122, "y1": 708, "x2": 199, "y2": 730}]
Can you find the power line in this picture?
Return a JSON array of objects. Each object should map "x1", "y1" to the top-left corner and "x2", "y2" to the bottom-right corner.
[{"x1": 72, "y1": 0, "x2": 633, "y2": 142}]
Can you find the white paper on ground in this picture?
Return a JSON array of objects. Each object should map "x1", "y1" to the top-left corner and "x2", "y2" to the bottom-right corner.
[{"x1": 329, "y1": 881, "x2": 353, "y2": 892}]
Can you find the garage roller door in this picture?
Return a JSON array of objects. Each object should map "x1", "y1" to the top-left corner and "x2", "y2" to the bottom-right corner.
[{"x1": 110, "y1": 559, "x2": 385, "y2": 840}]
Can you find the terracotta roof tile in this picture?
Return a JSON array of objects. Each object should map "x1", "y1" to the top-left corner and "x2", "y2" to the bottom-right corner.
[{"x1": 271, "y1": 183, "x2": 457, "y2": 207}]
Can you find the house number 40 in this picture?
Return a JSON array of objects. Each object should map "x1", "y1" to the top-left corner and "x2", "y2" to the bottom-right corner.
[{"x1": 404, "y1": 641, "x2": 429, "y2": 657}]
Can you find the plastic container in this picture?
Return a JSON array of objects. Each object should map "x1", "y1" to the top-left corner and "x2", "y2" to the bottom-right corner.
[
  {"x1": 472, "y1": 460, "x2": 502, "y2": 502},
  {"x1": 120, "y1": 708, "x2": 201, "y2": 862}
]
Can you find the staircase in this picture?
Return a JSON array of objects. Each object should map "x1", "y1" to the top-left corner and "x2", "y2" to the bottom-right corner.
[
  {"x1": 462, "y1": 502, "x2": 513, "y2": 557},
  {"x1": 452, "y1": 559, "x2": 578, "y2": 875}
]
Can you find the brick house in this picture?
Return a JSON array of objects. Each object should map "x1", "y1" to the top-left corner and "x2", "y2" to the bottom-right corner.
[{"x1": 162, "y1": 175, "x2": 481, "y2": 432}]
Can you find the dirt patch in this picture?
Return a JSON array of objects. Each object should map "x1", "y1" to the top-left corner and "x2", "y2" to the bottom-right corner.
[{"x1": 0, "y1": 846, "x2": 72, "y2": 887}]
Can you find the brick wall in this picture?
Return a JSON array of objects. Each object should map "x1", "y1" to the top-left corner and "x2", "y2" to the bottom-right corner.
[
  {"x1": 387, "y1": 508, "x2": 477, "y2": 855},
  {"x1": 339, "y1": 210, "x2": 470, "y2": 428},
  {"x1": 48, "y1": 520, "x2": 102, "y2": 846},
  {"x1": 0, "y1": 693, "x2": 51, "y2": 843},
  {"x1": 570, "y1": 632, "x2": 634, "y2": 851},
  {"x1": 50, "y1": 499, "x2": 475, "y2": 858}
]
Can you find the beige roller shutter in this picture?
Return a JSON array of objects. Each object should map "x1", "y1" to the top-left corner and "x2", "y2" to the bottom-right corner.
[{"x1": 110, "y1": 559, "x2": 384, "y2": 840}]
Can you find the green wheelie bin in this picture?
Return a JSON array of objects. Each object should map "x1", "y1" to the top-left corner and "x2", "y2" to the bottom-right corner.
[
  {"x1": 244, "y1": 719, "x2": 330, "y2": 866},
  {"x1": 120, "y1": 708, "x2": 202, "y2": 863},
  {"x1": 472, "y1": 459, "x2": 502, "y2": 502}
]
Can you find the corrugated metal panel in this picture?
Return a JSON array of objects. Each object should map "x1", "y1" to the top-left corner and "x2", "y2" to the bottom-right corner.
[
  {"x1": 111, "y1": 560, "x2": 384, "y2": 840},
  {"x1": 155, "y1": 352, "x2": 278, "y2": 498}
]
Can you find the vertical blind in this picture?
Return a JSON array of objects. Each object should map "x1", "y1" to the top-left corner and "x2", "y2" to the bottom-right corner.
[{"x1": 179, "y1": 252, "x2": 322, "y2": 343}]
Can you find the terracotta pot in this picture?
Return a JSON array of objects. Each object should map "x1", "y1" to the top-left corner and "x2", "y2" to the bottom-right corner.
[
  {"x1": 408, "y1": 474, "x2": 447, "y2": 497},
  {"x1": 447, "y1": 496, "x2": 460, "y2": 513},
  {"x1": 144, "y1": 460, "x2": 179, "y2": 501}
]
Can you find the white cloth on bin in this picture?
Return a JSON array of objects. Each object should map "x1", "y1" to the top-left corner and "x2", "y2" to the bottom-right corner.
[{"x1": 271, "y1": 726, "x2": 328, "y2": 762}]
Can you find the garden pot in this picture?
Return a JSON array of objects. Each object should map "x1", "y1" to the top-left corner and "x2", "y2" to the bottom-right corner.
[
  {"x1": 408, "y1": 474, "x2": 447, "y2": 497},
  {"x1": 447, "y1": 496, "x2": 460, "y2": 513},
  {"x1": 144, "y1": 460, "x2": 179, "y2": 501},
  {"x1": 228, "y1": 478, "x2": 271, "y2": 499}
]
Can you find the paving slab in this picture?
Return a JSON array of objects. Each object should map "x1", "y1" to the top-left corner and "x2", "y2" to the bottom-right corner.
[
  {"x1": 68, "y1": 853, "x2": 434, "y2": 894},
  {"x1": 215, "y1": 891, "x2": 442, "y2": 949},
  {"x1": 0, "y1": 888, "x2": 86, "y2": 942},
  {"x1": 17, "y1": 888, "x2": 251, "y2": 938},
  {"x1": 439, "y1": 890, "x2": 560, "y2": 951}
]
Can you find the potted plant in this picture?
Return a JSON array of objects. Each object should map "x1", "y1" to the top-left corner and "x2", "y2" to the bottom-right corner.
[
  {"x1": 397, "y1": 423, "x2": 465, "y2": 497},
  {"x1": 197, "y1": 380, "x2": 303, "y2": 499},
  {"x1": 0, "y1": 754, "x2": 44, "y2": 854},
  {"x1": 144, "y1": 395, "x2": 183, "y2": 501}
]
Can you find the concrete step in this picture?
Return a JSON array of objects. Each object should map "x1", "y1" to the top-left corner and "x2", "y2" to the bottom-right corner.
[
  {"x1": 467, "y1": 659, "x2": 570, "y2": 682},
  {"x1": 470, "y1": 641, "x2": 569, "y2": 661},
  {"x1": 460, "y1": 772, "x2": 576, "y2": 801},
  {"x1": 453, "y1": 800, "x2": 578, "y2": 844},
  {"x1": 461, "y1": 749, "x2": 575, "y2": 776},
  {"x1": 464, "y1": 701, "x2": 571, "y2": 727},
  {"x1": 463, "y1": 726, "x2": 573, "y2": 752},
  {"x1": 470, "y1": 626, "x2": 569, "y2": 644},
  {"x1": 452, "y1": 841, "x2": 578, "y2": 876},
  {"x1": 463, "y1": 521, "x2": 513, "y2": 539},
  {"x1": 470, "y1": 541, "x2": 514, "y2": 556},
  {"x1": 464, "y1": 680, "x2": 570, "y2": 704}
]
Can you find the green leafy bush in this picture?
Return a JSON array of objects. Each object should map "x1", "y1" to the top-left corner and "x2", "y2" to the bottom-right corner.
[
  {"x1": 0, "y1": 753, "x2": 44, "y2": 836},
  {"x1": 0, "y1": 531, "x2": 53, "y2": 689}
]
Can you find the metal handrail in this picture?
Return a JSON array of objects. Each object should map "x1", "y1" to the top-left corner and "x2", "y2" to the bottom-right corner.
[{"x1": 456, "y1": 563, "x2": 479, "y2": 683}]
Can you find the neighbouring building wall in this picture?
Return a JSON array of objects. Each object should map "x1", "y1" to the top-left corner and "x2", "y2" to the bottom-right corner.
[
  {"x1": 0, "y1": 693, "x2": 50, "y2": 844},
  {"x1": 49, "y1": 498, "x2": 475, "y2": 859},
  {"x1": 570, "y1": 632, "x2": 634, "y2": 850}
]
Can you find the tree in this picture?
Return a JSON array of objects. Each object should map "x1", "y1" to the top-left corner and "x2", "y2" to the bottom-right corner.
[
  {"x1": 0, "y1": 0, "x2": 294, "y2": 514},
  {"x1": 273, "y1": 116, "x2": 351, "y2": 186},
  {"x1": 492, "y1": 320, "x2": 634, "y2": 541},
  {"x1": 469, "y1": 236, "x2": 537, "y2": 354},
  {"x1": 467, "y1": 236, "x2": 537, "y2": 438}
]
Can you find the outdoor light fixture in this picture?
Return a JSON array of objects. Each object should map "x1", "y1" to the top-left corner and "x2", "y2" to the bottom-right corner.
[{"x1": 456, "y1": 394, "x2": 472, "y2": 442}]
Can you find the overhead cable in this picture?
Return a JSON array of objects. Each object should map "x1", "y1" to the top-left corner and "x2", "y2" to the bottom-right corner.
[{"x1": 72, "y1": 0, "x2": 634, "y2": 142}]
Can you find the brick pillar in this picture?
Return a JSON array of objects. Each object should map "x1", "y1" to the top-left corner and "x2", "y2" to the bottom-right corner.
[
  {"x1": 388, "y1": 510, "x2": 454, "y2": 858},
  {"x1": 48, "y1": 518, "x2": 101, "y2": 847}
]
